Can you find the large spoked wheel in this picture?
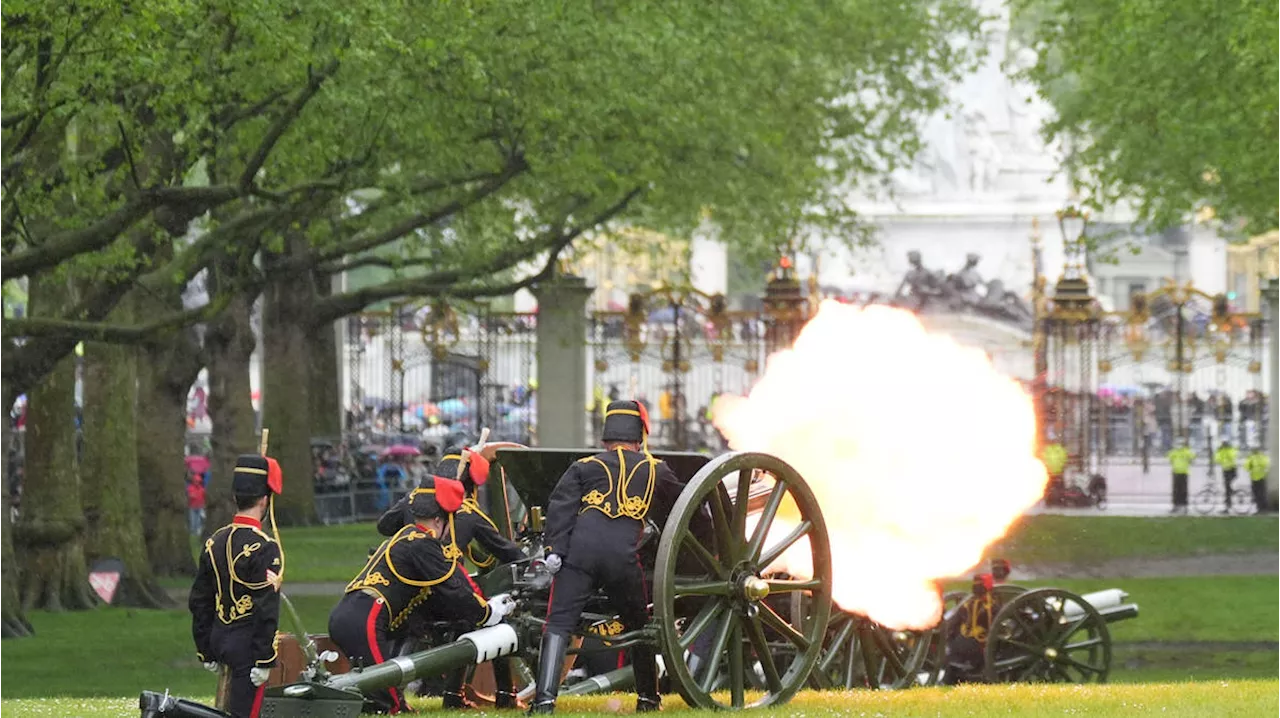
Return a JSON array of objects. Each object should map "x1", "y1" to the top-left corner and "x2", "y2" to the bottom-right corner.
[
  {"x1": 926, "y1": 584, "x2": 1028, "y2": 686},
  {"x1": 982, "y1": 588, "x2": 1112, "y2": 684},
  {"x1": 654, "y1": 452, "x2": 832, "y2": 710},
  {"x1": 810, "y1": 611, "x2": 933, "y2": 690}
]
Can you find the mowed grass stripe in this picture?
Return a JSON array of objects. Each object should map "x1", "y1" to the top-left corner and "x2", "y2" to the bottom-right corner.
[{"x1": 2, "y1": 681, "x2": 1277, "y2": 717}]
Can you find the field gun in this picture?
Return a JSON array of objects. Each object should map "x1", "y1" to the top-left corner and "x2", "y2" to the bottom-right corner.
[{"x1": 139, "y1": 449, "x2": 837, "y2": 714}]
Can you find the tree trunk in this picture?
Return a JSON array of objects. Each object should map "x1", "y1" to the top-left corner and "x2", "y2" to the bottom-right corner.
[
  {"x1": 16, "y1": 272, "x2": 97, "y2": 612},
  {"x1": 206, "y1": 291, "x2": 259, "y2": 533},
  {"x1": 262, "y1": 236, "x2": 318, "y2": 525},
  {"x1": 135, "y1": 283, "x2": 203, "y2": 577},
  {"x1": 81, "y1": 296, "x2": 172, "y2": 608},
  {"x1": 309, "y1": 271, "x2": 343, "y2": 438},
  {"x1": 2, "y1": 404, "x2": 33, "y2": 637}
]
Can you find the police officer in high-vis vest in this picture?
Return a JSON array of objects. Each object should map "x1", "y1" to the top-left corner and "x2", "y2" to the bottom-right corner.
[
  {"x1": 189, "y1": 454, "x2": 285, "y2": 718},
  {"x1": 1214, "y1": 441, "x2": 1239, "y2": 514},
  {"x1": 531, "y1": 400, "x2": 671, "y2": 714},
  {"x1": 1042, "y1": 441, "x2": 1068, "y2": 506},
  {"x1": 1167, "y1": 440, "x2": 1195, "y2": 514},
  {"x1": 330, "y1": 476, "x2": 515, "y2": 714},
  {"x1": 1245, "y1": 449, "x2": 1271, "y2": 514}
]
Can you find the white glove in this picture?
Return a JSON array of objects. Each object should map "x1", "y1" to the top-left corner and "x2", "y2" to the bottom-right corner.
[
  {"x1": 484, "y1": 593, "x2": 516, "y2": 627},
  {"x1": 250, "y1": 666, "x2": 271, "y2": 687},
  {"x1": 543, "y1": 553, "x2": 562, "y2": 574},
  {"x1": 319, "y1": 650, "x2": 340, "y2": 663},
  {"x1": 202, "y1": 661, "x2": 219, "y2": 673}
]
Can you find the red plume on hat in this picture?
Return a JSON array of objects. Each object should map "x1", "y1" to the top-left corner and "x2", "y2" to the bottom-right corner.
[
  {"x1": 432, "y1": 477, "x2": 465, "y2": 512},
  {"x1": 266, "y1": 457, "x2": 283, "y2": 494},
  {"x1": 635, "y1": 401, "x2": 650, "y2": 435},
  {"x1": 463, "y1": 448, "x2": 490, "y2": 486}
]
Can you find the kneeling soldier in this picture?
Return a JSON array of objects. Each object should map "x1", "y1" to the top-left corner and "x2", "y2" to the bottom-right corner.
[
  {"x1": 189, "y1": 454, "x2": 285, "y2": 718},
  {"x1": 330, "y1": 476, "x2": 515, "y2": 714},
  {"x1": 531, "y1": 400, "x2": 673, "y2": 714}
]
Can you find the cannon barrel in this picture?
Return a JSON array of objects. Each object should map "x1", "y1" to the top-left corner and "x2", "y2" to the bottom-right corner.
[
  {"x1": 1063, "y1": 588, "x2": 1139, "y2": 624},
  {"x1": 561, "y1": 655, "x2": 668, "y2": 696},
  {"x1": 324, "y1": 624, "x2": 519, "y2": 695}
]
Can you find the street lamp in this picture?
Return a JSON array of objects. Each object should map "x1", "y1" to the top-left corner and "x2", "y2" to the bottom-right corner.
[
  {"x1": 1052, "y1": 206, "x2": 1093, "y2": 316},
  {"x1": 1056, "y1": 206, "x2": 1088, "y2": 280}
]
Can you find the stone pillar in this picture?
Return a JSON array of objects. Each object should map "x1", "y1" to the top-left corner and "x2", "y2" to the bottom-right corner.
[
  {"x1": 533, "y1": 275, "x2": 594, "y2": 448},
  {"x1": 1265, "y1": 278, "x2": 1279, "y2": 509}
]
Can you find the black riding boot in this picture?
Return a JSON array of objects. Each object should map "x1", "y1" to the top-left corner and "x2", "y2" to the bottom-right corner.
[
  {"x1": 528, "y1": 632, "x2": 570, "y2": 715},
  {"x1": 493, "y1": 658, "x2": 519, "y2": 709},
  {"x1": 442, "y1": 667, "x2": 475, "y2": 709},
  {"x1": 631, "y1": 644, "x2": 661, "y2": 713}
]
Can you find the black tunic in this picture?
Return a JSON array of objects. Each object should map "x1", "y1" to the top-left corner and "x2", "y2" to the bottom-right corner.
[
  {"x1": 543, "y1": 447, "x2": 678, "y2": 563},
  {"x1": 188, "y1": 515, "x2": 282, "y2": 718},
  {"x1": 542, "y1": 448, "x2": 679, "y2": 636},
  {"x1": 377, "y1": 494, "x2": 523, "y2": 569},
  {"x1": 344, "y1": 523, "x2": 490, "y2": 632},
  {"x1": 189, "y1": 516, "x2": 282, "y2": 669}
]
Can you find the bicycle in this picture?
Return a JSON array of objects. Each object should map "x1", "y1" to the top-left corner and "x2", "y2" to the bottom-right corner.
[{"x1": 1192, "y1": 478, "x2": 1253, "y2": 516}]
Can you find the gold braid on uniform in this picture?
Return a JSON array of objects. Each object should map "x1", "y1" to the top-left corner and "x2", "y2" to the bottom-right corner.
[
  {"x1": 581, "y1": 409, "x2": 659, "y2": 520},
  {"x1": 235, "y1": 463, "x2": 286, "y2": 587},
  {"x1": 460, "y1": 498, "x2": 499, "y2": 569}
]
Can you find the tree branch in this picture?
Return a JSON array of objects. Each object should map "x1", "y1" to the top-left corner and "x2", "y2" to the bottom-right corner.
[
  {"x1": 310, "y1": 185, "x2": 643, "y2": 323},
  {"x1": 2, "y1": 292, "x2": 234, "y2": 345},
  {"x1": 237, "y1": 58, "x2": 341, "y2": 190},
  {"x1": 1, "y1": 184, "x2": 242, "y2": 281},
  {"x1": 312, "y1": 155, "x2": 527, "y2": 265}
]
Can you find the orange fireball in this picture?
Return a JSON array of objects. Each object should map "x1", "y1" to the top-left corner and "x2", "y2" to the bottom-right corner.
[{"x1": 714, "y1": 301, "x2": 1046, "y2": 630}]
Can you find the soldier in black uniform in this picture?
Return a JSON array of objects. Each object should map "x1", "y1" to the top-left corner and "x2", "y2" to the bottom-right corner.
[
  {"x1": 377, "y1": 446, "x2": 522, "y2": 568},
  {"x1": 329, "y1": 476, "x2": 515, "y2": 715},
  {"x1": 375, "y1": 447, "x2": 526, "y2": 709},
  {"x1": 189, "y1": 454, "x2": 285, "y2": 718},
  {"x1": 531, "y1": 400, "x2": 673, "y2": 715}
]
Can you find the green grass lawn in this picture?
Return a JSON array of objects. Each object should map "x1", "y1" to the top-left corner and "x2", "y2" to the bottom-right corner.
[
  {"x1": 2, "y1": 575, "x2": 1274, "y2": 701},
  {"x1": 2, "y1": 681, "x2": 1277, "y2": 718},
  {"x1": 986, "y1": 514, "x2": 1279, "y2": 567},
  {"x1": 163, "y1": 515, "x2": 1280, "y2": 587}
]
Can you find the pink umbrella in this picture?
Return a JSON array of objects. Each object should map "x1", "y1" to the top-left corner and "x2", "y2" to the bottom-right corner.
[
  {"x1": 380, "y1": 444, "x2": 421, "y2": 458},
  {"x1": 185, "y1": 455, "x2": 211, "y2": 475}
]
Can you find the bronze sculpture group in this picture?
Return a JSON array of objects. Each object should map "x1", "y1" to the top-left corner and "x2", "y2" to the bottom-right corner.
[{"x1": 893, "y1": 251, "x2": 1034, "y2": 328}]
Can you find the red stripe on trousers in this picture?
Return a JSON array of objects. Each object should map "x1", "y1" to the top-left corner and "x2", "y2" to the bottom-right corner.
[
  {"x1": 365, "y1": 599, "x2": 404, "y2": 714},
  {"x1": 249, "y1": 682, "x2": 267, "y2": 718}
]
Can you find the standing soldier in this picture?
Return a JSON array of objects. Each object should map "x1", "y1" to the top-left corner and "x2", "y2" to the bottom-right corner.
[
  {"x1": 1245, "y1": 448, "x2": 1271, "y2": 515},
  {"x1": 531, "y1": 400, "x2": 671, "y2": 715},
  {"x1": 189, "y1": 454, "x2": 285, "y2": 718},
  {"x1": 1167, "y1": 439, "x2": 1195, "y2": 515},
  {"x1": 1213, "y1": 441, "x2": 1239, "y2": 514},
  {"x1": 330, "y1": 476, "x2": 515, "y2": 714},
  {"x1": 1041, "y1": 440, "x2": 1068, "y2": 507}
]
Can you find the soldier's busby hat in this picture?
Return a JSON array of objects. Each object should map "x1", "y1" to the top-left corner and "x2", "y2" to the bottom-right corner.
[
  {"x1": 602, "y1": 400, "x2": 649, "y2": 444},
  {"x1": 233, "y1": 454, "x2": 283, "y2": 498},
  {"x1": 408, "y1": 476, "x2": 466, "y2": 520},
  {"x1": 436, "y1": 446, "x2": 491, "y2": 488}
]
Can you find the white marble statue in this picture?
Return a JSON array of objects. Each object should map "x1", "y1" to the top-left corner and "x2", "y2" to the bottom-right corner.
[{"x1": 963, "y1": 111, "x2": 1003, "y2": 194}]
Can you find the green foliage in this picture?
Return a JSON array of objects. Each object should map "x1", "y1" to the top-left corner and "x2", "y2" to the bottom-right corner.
[
  {"x1": 4, "y1": 0, "x2": 986, "y2": 289},
  {"x1": 1012, "y1": 0, "x2": 1279, "y2": 234}
]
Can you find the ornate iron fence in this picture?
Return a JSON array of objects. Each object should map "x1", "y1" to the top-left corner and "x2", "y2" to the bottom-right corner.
[
  {"x1": 1040, "y1": 279, "x2": 1271, "y2": 480},
  {"x1": 589, "y1": 288, "x2": 765, "y2": 452},
  {"x1": 344, "y1": 303, "x2": 537, "y2": 450}
]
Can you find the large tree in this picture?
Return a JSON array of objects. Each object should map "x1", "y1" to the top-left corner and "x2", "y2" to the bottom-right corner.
[
  {"x1": 1011, "y1": 0, "x2": 1278, "y2": 233},
  {"x1": 3, "y1": 0, "x2": 988, "y2": 572}
]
